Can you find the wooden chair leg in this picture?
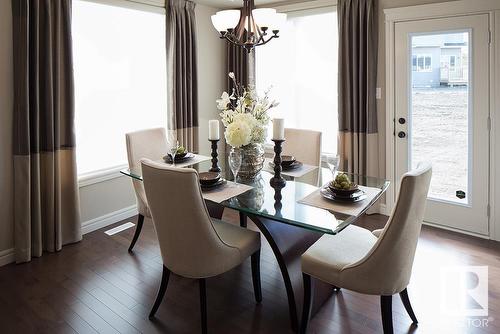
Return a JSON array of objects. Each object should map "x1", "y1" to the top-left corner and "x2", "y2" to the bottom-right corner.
[
  {"x1": 399, "y1": 288, "x2": 418, "y2": 324},
  {"x1": 128, "y1": 214, "x2": 145, "y2": 252},
  {"x1": 380, "y1": 295, "x2": 394, "y2": 334},
  {"x1": 239, "y1": 212, "x2": 247, "y2": 228},
  {"x1": 149, "y1": 266, "x2": 170, "y2": 318},
  {"x1": 300, "y1": 273, "x2": 314, "y2": 334},
  {"x1": 251, "y1": 250, "x2": 262, "y2": 303},
  {"x1": 199, "y1": 279, "x2": 208, "y2": 334}
]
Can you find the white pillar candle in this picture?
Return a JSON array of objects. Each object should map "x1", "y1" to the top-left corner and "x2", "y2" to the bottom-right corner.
[
  {"x1": 272, "y1": 118, "x2": 285, "y2": 140},
  {"x1": 208, "y1": 120, "x2": 220, "y2": 140}
]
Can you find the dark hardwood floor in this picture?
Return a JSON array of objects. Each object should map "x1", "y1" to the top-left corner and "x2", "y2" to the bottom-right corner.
[{"x1": 1, "y1": 210, "x2": 499, "y2": 334}]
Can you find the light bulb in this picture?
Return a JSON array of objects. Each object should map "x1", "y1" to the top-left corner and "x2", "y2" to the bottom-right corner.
[
  {"x1": 271, "y1": 13, "x2": 287, "y2": 32},
  {"x1": 211, "y1": 14, "x2": 227, "y2": 32},
  {"x1": 213, "y1": 10, "x2": 240, "y2": 32},
  {"x1": 252, "y1": 8, "x2": 276, "y2": 29}
]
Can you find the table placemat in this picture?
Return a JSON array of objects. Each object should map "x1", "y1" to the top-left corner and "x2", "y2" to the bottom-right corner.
[
  {"x1": 263, "y1": 158, "x2": 318, "y2": 178},
  {"x1": 202, "y1": 181, "x2": 253, "y2": 204},
  {"x1": 298, "y1": 185, "x2": 382, "y2": 217},
  {"x1": 163, "y1": 154, "x2": 211, "y2": 168}
]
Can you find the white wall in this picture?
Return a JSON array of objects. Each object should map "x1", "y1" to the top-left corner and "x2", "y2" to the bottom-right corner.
[
  {"x1": 196, "y1": 3, "x2": 225, "y2": 156},
  {"x1": 0, "y1": 1, "x2": 225, "y2": 264},
  {"x1": 0, "y1": 0, "x2": 14, "y2": 264}
]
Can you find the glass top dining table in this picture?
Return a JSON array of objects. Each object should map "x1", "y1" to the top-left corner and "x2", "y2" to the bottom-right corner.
[{"x1": 120, "y1": 154, "x2": 389, "y2": 235}]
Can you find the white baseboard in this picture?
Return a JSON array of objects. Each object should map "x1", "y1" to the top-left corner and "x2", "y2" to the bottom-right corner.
[
  {"x1": 366, "y1": 203, "x2": 389, "y2": 216},
  {"x1": 422, "y1": 221, "x2": 491, "y2": 240},
  {"x1": 82, "y1": 205, "x2": 138, "y2": 235},
  {"x1": 0, "y1": 206, "x2": 138, "y2": 268},
  {"x1": 378, "y1": 204, "x2": 389, "y2": 216},
  {"x1": 0, "y1": 248, "x2": 15, "y2": 267}
]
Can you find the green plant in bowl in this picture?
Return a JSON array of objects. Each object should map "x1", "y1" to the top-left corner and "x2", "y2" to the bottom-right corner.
[
  {"x1": 177, "y1": 146, "x2": 186, "y2": 155},
  {"x1": 330, "y1": 173, "x2": 358, "y2": 194}
]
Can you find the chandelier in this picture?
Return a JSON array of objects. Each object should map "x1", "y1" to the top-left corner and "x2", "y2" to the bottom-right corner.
[{"x1": 211, "y1": 0, "x2": 286, "y2": 53}]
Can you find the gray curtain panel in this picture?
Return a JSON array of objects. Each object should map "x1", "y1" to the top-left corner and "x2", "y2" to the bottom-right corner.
[
  {"x1": 12, "y1": 0, "x2": 82, "y2": 263},
  {"x1": 166, "y1": 0, "x2": 199, "y2": 153},
  {"x1": 337, "y1": 0, "x2": 379, "y2": 176}
]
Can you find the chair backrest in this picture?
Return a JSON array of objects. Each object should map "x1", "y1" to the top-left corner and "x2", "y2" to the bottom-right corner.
[
  {"x1": 283, "y1": 128, "x2": 322, "y2": 167},
  {"x1": 125, "y1": 128, "x2": 168, "y2": 217},
  {"x1": 141, "y1": 159, "x2": 242, "y2": 278},
  {"x1": 342, "y1": 163, "x2": 432, "y2": 295}
]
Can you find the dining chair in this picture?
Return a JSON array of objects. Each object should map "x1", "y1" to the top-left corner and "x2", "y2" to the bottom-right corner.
[
  {"x1": 300, "y1": 162, "x2": 432, "y2": 334},
  {"x1": 125, "y1": 128, "x2": 168, "y2": 252},
  {"x1": 141, "y1": 159, "x2": 262, "y2": 334},
  {"x1": 283, "y1": 128, "x2": 322, "y2": 167}
]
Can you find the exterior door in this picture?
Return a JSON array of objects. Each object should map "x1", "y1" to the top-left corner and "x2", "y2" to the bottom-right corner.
[{"x1": 394, "y1": 14, "x2": 490, "y2": 235}]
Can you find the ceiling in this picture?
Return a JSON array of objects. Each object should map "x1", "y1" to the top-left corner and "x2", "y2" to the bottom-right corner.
[{"x1": 193, "y1": 0, "x2": 288, "y2": 9}]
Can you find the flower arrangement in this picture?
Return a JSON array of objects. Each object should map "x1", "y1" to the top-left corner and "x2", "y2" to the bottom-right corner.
[{"x1": 217, "y1": 72, "x2": 278, "y2": 148}]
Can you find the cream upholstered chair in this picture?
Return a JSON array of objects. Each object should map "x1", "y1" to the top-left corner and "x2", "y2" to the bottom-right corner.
[
  {"x1": 125, "y1": 128, "x2": 168, "y2": 252},
  {"x1": 283, "y1": 128, "x2": 322, "y2": 167},
  {"x1": 300, "y1": 163, "x2": 432, "y2": 334},
  {"x1": 141, "y1": 159, "x2": 262, "y2": 333}
]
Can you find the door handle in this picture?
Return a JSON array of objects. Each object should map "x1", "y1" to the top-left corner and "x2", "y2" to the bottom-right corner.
[{"x1": 398, "y1": 131, "x2": 406, "y2": 139}]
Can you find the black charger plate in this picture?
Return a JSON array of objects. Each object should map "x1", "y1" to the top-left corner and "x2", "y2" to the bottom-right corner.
[
  {"x1": 200, "y1": 178, "x2": 226, "y2": 190},
  {"x1": 163, "y1": 153, "x2": 195, "y2": 163},
  {"x1": 269, "y1": 161, "x2": 303, "y2": 171},
  {"x1": 320, "y1": 187, "x2": 367, "y2": 203}
]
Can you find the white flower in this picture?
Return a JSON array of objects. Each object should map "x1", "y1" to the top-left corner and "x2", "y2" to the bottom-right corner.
[
  {"x1": 216, "y1": 92, "x2": 231, "y2": 110},
  {"x1": 225, "y1": 120, "x2": 252, "y2": 148},
  {"x1": 228, "y1": 72, "x2": 235, "y2": 79},
  {"x1": 251, "y1": 124, "x2": 267, "y2": 143}
]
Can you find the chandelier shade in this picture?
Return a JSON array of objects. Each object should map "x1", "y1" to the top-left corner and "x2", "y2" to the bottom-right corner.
[{"x1": 211, "y1": 0, "x2": 286, "y2": 52}]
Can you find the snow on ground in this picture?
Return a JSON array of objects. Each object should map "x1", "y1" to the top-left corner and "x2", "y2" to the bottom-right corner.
[{"x1": 411, "y1": 87, "x2": 468, "y2": 203}]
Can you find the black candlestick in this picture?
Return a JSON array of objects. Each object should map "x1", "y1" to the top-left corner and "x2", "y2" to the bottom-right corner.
[
  {"x1": 209, "y1": 139, "x2": 221, "y2": 172},
  {"x1": 272, "y1": 182, "x2": 285, "y2": 217},
  {"x1": 270, "y1": 139, "x2": 286, "y2": 187}
]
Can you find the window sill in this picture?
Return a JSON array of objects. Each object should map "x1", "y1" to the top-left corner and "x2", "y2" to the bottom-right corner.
[{"x1": 78, "y1": 165, "x2": 128, "y2": 188}]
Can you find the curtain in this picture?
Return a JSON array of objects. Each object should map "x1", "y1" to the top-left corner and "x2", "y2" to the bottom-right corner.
[
  {"x1": 337, "y1": 0, "x2": 378, "y2": 176},
  {"x1": 166, "y1": 0, "x2": 199, "y2": 153},
  {"x1": 12, "y1": 0, "x2": 82, "y2": 263},
  {"x1": 225, "y1": 9, "x2": 255, "y2": 91}
]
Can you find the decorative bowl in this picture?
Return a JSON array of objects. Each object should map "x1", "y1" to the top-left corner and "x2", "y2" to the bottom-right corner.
[
  {"x1": 328, "y1": 182, "x2": 359, "y2": 196},
  {"x1": 281, "y1": 155, "x2": 296, "y2": 167},
  {"x1": 199, "y1": 172, "x2": 221, "y2": 186}
]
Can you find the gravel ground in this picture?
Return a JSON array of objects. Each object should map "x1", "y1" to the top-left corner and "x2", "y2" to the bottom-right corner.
[{"x1": 411, "y1": 87, "x2": 468, "y2": 203}]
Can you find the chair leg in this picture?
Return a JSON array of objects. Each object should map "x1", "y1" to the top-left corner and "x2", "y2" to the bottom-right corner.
[
  {"x1": 300, "y1": 273, "x2": 314, "y2": 334},
  {"x1": 251, "y1": 250, "x2": 262, "y2": 303},
  {"x1": 239, "y1": 212, "x2": 247, "y2": 228},
  {"x1": 199, "y1": 279, "x2": 208, "y2": 334},
  {"x1": 399, "y1": 288, "x2": 418, "y2": 324},
  {"x1": 128, "y1": 214, "x2": 145, "y2": 252},
  {"x1": 380, "y1": 295, "x2": 394, "y2": 334},
  {"x1": 149, "y1": 266, "x2": 170, "y2": 319}
]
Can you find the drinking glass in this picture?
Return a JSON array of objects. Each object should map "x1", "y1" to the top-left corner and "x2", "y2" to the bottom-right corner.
[
  {"x1": 325, "y1": 154, "x2": 340, "y2": 177},
  {"x1": 229, "y1": 148, "x2": 243, "y2": 181},
  {"x1": 169, "y1": 140, "x2": 180, "y2": 166}
]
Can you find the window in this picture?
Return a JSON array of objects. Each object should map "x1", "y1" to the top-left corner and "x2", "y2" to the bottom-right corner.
[
  {"x1": 449, "y1": 55, "x2": 456, "y2": 68},
  {"x1": 412, "y1": 54, "x2": 432, "y2": 72},
  {"x1": 256, "y1": 7, "x2": 338, "y2": 154},
  {"x1": 72, "y1": 0, "x2": 167, "y2": 175}
]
